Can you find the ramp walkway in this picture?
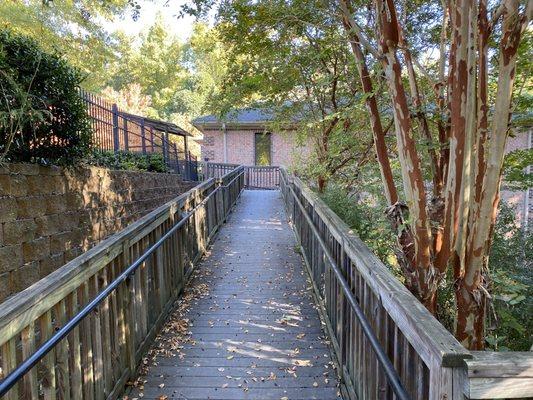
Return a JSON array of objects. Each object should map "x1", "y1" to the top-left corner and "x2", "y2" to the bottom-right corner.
[{"x1": 129, "y1": 190, "x2": 342, "y2": 399}]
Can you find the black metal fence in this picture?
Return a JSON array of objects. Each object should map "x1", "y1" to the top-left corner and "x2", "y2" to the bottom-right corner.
[{"x1": 81, "y1": 90, "x2": 198, "y2": 180}]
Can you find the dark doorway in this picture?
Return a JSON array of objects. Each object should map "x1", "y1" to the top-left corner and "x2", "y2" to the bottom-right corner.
[{"x1": 254, "y1": 132, "x2": 271, "y2": 166}]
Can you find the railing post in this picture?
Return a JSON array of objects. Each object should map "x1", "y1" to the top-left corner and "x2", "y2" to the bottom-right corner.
[
  {"x1": 174, "y1": 143, "x2": 181, "y2": 174},
  {"x1": 112, "y1": 103, "x2": 120, "y2": 152},
  {"x1": 162, "y1": 130, "x2": 168, "y2": 165},
  {"x1": 140, "y1": 119, "x2": 147, "y2": 155},
  {"x1": 123, "y1": 118, "x2": 129, "y2": 151},
  {"x1": 185, "y1": 151, "x2": 190, "y2": 180},
  {"x1": 429, "y1": 363, "x2": 467, "y2": 400}
]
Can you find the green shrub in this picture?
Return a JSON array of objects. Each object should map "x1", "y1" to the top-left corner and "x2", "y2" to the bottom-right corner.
[
  {"x1": 321, "y1": 186, "x2": 532, "y2": 352},
  {"x1": 320, "y1": 185, "x2": 397, "y2": 268},
  {"x1": 486, "y1": 202, "x2": 532, "y2": 351},
  {"x1": 436, "y1": 201, "x2": 532, "y2": 351},
  {"x1": 0, "y1": 29, "x2": 92, "y2": 164},
  {"x1": 88, "y1": 150, "x2": 169, "y2": 173}
]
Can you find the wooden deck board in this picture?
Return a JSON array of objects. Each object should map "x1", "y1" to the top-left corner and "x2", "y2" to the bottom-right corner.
[{"x1": 128, "y1": 190, "x2": 342, "y2": 400}]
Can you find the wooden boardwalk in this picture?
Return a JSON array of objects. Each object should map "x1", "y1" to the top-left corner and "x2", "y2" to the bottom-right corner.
[{"x1": 129, "y1": 190, "x2": 342, "y2": 399}]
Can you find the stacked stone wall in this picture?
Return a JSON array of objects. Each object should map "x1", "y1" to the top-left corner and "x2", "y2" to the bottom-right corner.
[{"x1": 0, "y1": 163, "x2": 196, "y2": 301}]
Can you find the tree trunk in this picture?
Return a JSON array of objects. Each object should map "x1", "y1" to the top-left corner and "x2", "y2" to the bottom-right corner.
[
  {"x1": 375, "y1": 0, "x2": 438, "y2": 310},
  {"x1": 337, "y1": 0, "x2": 530, "y2": 348},
  {"x1": 317, "y1": 175, "x2": 327, "y2": 193},
  {"x1": 455, "y1": 0, "x2": 526, "y2": 349},
  {"x1": 340, "y1": 1, "x2": 422, "y2": 302}
]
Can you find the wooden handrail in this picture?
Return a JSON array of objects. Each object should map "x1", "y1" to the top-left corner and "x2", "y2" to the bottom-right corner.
[
  {"x1": 279, "y1": 168, "x2": 469, "y2": 400},
  {"x1": 463, "y1": 352, "x2": 533, "y2": 399},
  {"x1": 0, "y1": 166, "x2": 245, "y2": 400},
  {"x1": 280, "y1": 167, "x2": 533, "y2": 400}
]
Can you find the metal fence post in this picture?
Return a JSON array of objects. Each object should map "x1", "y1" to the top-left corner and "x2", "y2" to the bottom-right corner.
[
  {"x1": 123, "y1": 118, "x2": 129, "y2": 151},
  {"x1": 162, "y1": 131, "x2": 168, "y2": 166},
  {"x1": 173, "y1": 143, "x2": 180, "y2": 174},
  {"x1": 140, "y1": 119, "x2": 147, "y2": 154},
  {"x1": 112, "y1": 103, "x2": 120, "y2": 152}
]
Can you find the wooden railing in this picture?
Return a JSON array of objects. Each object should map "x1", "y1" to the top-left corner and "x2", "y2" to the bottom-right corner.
[
  {"x1": 200, "y1": 162, "x2": 240, "y2": 180},
  {"x1": 280, "y1": 168, "x2": 533, "y2": 400},
  {"x1": 201, "y1": 162, "x2": 280, "y2": 189},
  {"x1": 0, "y1": 166, "x2": 245, "y2": 400},
  {"x1": 245, "y1": 166, "x2": 280, "y2": 189}
]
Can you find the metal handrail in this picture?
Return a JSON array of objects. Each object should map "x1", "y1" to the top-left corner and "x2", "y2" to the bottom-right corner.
[
  {"x1": 0, "y1": 169, "x2": 244, "y2": 397},
  {"x1": 281, "y1": 172, "x2": 411, "y2": 400}
]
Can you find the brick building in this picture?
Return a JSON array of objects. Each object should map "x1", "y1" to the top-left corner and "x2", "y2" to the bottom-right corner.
[{"x1": 193, "y1": 108, "x2": 311, "y2": 167}]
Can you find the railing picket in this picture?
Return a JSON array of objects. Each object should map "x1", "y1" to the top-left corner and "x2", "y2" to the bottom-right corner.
[
  {"x1": 98, "y1": 269, "x2": 113, "y2": 396},
  {"x1": 66, "y1": 292, "x2": 83, "y2": 400},
  {"x1": 90, "y1": 275, "x2": 105, "y2": 400},
  {"x1": 39, "y1": 310, "x2": 57, "y2": 400},
  {"x1": 1, "y1": 338, "x2": 19, "y2": 400},
  {"x1": 79, "y1": 283, "x2": 95, "y2": 400},
  {"x1": 21, "y1": 323, "x2": 38, "y2": 399},
  {"x1": 121, "y1": 242, "x2": 136, "y2": 374},
  {"x1": 140, "y1": 237, "x2": 150, "y2": 338},
  {"x1": 108, "y1": 260, "x2": 122, "y2": 382},
  {"x1": 21, "y1": 322, "x2": 39, "y2": 400},
  {"x1": 155, "y1": 225, "x2": 166, "y2": 311}
]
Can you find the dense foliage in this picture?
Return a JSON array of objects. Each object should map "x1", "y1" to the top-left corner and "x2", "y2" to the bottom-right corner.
[
  {"x1": 87, "y1": 150, "x2": 169, "y2": 173},
  {"x1": 180, "y1": 0, "x2": 532, "y2": 350},
  {"x1": 0, "y1": 30, "x2": 92, "y2": 165},
  {"x1": 320, "y1": 185, "x2": 397, "y2": 267},
  {"x1": 199, "y1": 0, "x2": 376, "y2": 191},
  {"x1": 487, "y1": 203, "x2": 532, "y2": 351},
  {"x1": 0, "y1": 0, "x2": 136, "y2": 91}
]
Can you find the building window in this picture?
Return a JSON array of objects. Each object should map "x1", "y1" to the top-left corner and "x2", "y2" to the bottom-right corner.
[{"x1": 255, "y1": 132, "x2": 271, "y2": 166}]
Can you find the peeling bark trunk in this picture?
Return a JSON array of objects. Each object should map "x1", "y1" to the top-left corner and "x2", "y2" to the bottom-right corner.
[
  {"x1": 340, "y1": 2, "x2": 398, "y2": 206},
  {"x1": 340, "y1": 1, "x2": 421, "y2": 298},
  {"x1": 375, "y1": 0, "x2": 437, "y2": 310},
  {"x1": 456, "y1": 0, "x2": 525, "y2": 349},
  {"x1": 398, "y1": 30, "x2": 442, "y2": 196},
  {"x1": 337, "y1": 0, "x2": 530, "y2": 348}
]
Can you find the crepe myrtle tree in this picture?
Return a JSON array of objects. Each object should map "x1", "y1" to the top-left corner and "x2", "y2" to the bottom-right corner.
[{"x1": 338, "y1": 0, "x2": 531, "y2": 349}]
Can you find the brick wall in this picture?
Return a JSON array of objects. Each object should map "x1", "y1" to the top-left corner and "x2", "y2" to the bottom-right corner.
[
  {"x1": 0, "y1": 163, "x2": 196, "y2": 302},
  {"x1": 200, "y1": 129, "x2": 311, "y2": 166}
]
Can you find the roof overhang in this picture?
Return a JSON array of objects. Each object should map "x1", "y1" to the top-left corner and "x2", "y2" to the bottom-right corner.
[
  {"x1": 120, "y1": 112, "x2": 191, "y2": 136},
  {"x1": 193, "y1": 121, "x2": 297, "y2": 133}
]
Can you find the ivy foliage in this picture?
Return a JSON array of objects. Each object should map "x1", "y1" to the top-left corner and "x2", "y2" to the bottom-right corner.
[{"x1": 0, "y1": 30, "x2": 92, "y2": 165}]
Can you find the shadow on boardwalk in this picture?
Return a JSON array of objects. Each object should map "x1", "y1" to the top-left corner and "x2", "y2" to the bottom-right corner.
[{"x1": 128, "y1": 190, "x2": 342, "y2": 400}]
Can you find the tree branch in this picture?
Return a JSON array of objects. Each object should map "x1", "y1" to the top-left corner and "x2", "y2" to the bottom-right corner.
[{"x1": 338, "y1": 0, "x2": 382, "y2": 60}]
